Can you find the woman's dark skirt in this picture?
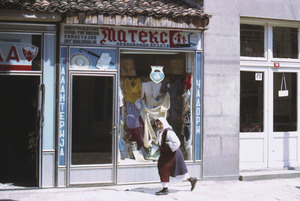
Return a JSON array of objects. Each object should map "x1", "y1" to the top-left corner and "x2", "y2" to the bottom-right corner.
[{"x1": 158, "y1": 148, "x2": 188, "y2": 182}]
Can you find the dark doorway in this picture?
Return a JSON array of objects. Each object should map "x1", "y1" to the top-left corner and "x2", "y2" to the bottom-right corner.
[
  {"x1": 0, "y1": 76, "x2": 40, "y2": 187},
  {"x1": 71, "y1": 75, "x2": 113, "y2": 165}
]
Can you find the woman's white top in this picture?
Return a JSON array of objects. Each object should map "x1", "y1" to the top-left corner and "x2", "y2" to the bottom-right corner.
[{"x1": 157, "y1": 129, "x2": 180, "y2": 152}]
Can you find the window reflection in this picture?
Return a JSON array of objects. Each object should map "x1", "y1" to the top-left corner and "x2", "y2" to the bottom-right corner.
[
  {"x1": 273, "y1": 27, "x2": 298, "y2": 59},
  {"x1": 240, "y1": 24, "x2": 265, "y2": 57}
]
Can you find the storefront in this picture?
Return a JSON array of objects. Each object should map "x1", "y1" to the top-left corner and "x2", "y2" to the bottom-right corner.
[
  {"x1": 0, "y1": 0, "x2": 209, "y2": 188},
  {"x1": 0, "y1": 22, "x2": 57, "y2": 188},
  {"x1": 239, "y1": 20, "x2": 300, "y2": 170},
  {"x1": 57, "y1": 23, "x2": 205, "y2": 186}
]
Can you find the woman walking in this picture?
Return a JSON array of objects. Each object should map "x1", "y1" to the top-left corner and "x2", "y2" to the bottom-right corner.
[{"x1": 155, "y1": 117, "x2": 197, "y2": 195}]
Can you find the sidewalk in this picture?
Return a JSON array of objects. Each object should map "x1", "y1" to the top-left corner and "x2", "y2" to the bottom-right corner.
[{"x1": 1, "y1": 177, "x2": 300, "y2": 201}]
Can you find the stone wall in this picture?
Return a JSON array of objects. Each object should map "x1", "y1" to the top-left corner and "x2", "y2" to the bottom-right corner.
[{"x1": 203, "y1": 0, "x2": 240, "y2": 180}]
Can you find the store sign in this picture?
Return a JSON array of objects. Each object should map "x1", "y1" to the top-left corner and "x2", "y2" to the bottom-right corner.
[
  {"x1": 59, "y1": 47, "x2": 67, "y2": 166},
  {"x1": 61, "y1": 24, "x2": 199, "y2": 49},
  {"x1": 0, "y1": 34, "x2": 38, "y2": 71}
]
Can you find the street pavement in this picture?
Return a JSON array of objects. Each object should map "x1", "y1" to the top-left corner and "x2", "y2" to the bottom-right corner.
[{"x1": 1, "y1": 178, "x2": 300, "y2": 201}]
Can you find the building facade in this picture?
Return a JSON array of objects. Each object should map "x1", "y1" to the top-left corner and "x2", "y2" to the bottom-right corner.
[
  {"x1": 2, "y1": 0, "x2": 299, "y2": 190},
  {"x1": 204, "y1": 0, "x2": 300, "y2": 179}
]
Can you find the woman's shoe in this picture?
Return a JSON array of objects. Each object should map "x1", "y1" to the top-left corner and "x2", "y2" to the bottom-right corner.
[
  {"x1": 155, "y1": 187, "x2": 169, "y2": 195},
  {"x1": 189, "y1": 177, "x2": 197, "y2": 191}
]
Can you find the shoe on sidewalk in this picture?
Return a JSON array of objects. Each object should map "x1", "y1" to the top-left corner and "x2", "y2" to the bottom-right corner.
[
  {"x1": 189, "y1": 177, "x2": 197, "y2": 191},
  {"x1": 156, "y1": 187, "x2": 169, "y2": 195}
]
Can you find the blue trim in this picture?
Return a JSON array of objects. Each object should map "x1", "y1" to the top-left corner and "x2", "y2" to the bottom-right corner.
[
  {"x1": 58, "y1": 47, "x2": 67, "y2": 166},
  {"x1": 195, "y1": 52, "x2": 202, "y2": 160}
]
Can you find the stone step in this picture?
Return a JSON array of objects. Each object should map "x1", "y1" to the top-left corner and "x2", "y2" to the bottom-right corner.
[{"x1": 239, "y1": 169, "x2": 300, "y2": 181}]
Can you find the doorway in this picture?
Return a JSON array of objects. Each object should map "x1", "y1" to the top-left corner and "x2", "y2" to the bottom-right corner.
[
  {"x1": 240, "y1": 68, "x2": 300, "y2": 169},
  {"x1": 0, "y1": 75, "x2": 40, "y2": 187},
  {"x1": 69, "y1": 73, "x2": 116, "y2": 185}
]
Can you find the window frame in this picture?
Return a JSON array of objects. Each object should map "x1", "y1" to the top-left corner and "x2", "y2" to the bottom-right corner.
[
  {"x1": 240, "y1": 19, "x2": 300, "y2": 64},
  {"x1": 240, "y1": 19, "x2": 268, "y2": 61}
]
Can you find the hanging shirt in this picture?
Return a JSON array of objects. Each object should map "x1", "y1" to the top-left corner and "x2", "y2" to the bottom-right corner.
[
  {"x1": 123, "y1": 78, "x2": 142, "y2": 103},
  {"x1": 141, "y1": 81, "x2": 162, "y2": 106}
]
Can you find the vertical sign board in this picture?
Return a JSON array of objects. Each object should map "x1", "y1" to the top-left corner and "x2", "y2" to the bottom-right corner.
[
  {"x1": 195, "y1": 52, "x2": 202, "y2": 160},
  {"x1": 59, "y1": 47, "x2": 67, "y2": 166}
]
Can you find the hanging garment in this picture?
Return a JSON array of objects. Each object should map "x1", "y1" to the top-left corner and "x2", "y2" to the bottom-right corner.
[
  {"x1": 161, "y1": 79, "x2": 183, "y2": 121},
  {"x1": 125, "y1": 102, "x2": 140, "y2": 129},
  {"x1": 143, "y1": 93, "x2": 170, "y2": 148},
  {"x1": 182, "y1": 89, "x2": 191, "y2": 113},
  {"x1": 127, "y1": 116, "x2": 144, "y2": 150},
  {"x1": 123, "y1": 78, "x2": 142, "y2": 103},
  {"x1": 183, "y1": 74, "x2": 191, "y2": 91},
  {"x1": 119, "y1": 86, "x2": 124, "y2": 107},
  {"x1": 135, "y1": 98, "x2": 152, "y2": 122},
  {"x1": 141, "y1": 81, "x2": 162, "y2": 106}
]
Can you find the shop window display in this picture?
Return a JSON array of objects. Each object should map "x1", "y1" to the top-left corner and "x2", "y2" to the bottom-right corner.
[{"x1": 119, "y1": 51, "x2": 193, "y2": 164}]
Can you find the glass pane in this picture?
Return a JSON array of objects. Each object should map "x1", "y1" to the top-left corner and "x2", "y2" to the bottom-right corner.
[
  {"x1": 240, "y1": 71, "x2": 264, "y2": 132},
  {"x1": 119, "y1": 51, "x2": 193, "y2": 164},
  {"x1": 240, "y1": 24, "x2": 265, "y2": 57},
  {"x1": 273, "y1": 27, "x2": 298, "y2": 59},
  {"x1": 72, "y1": 76, "x2": 113, "y2": 164},
  {"x1": 273, "y1": 72, "x2": 297, "y2": 132},
  {"x1": 0, "y1": 34, "x2": 41, "y2": 71}
]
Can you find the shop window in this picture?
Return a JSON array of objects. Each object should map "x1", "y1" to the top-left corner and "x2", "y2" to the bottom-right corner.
[
  {"x1": 240, "y1": 24, "x2": 265, "y2": 57},
  {"x1": 119, "y1": 51, "x2": 193, "y2": 164},
  {"x1": 273, "y1": 27, "x2": 298, "y2": 59},
  {"x1": 0, "y1": 34, "x2": 41, "y2": 71},
  {"x1": 273, "y1": 72, "x2": 297, "y2": 132},
  {"x1": 240, "y1": 71, "x2": 264, "y2": 132}
]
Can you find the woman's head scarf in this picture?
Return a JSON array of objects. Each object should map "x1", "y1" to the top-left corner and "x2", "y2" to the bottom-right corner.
[{"x1": 157, "y1": 117, "x2": 172, "y2": 130}]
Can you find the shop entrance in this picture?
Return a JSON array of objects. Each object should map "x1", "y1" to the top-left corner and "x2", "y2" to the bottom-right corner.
[
  {"x1": 240, "y1": 68, "x2": 300, "y2": 169},
  {"x1": 69, "y1": 73, "x2": 116, "y2": 185},
  {"x1": 0, "y1": 75, "x2": 40, "y2": 187}
]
